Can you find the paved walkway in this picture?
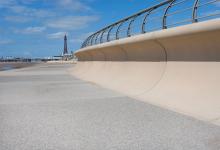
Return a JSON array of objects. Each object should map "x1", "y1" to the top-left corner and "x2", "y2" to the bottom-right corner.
[{"x1": 0, "y1": 63, "x2": 220, "y2": 150}]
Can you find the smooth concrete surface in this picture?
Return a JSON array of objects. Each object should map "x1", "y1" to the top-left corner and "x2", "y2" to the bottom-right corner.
[
  {"x1": 72, "y1": 19, "x2": 220, "y2": 125},
  {"x1": 1, "y1": 63, "x2": 220, "y2": 150}
]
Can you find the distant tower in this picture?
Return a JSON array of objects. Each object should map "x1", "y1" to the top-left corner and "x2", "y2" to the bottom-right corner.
[{"x1": 63, "y1": 34, "x2": 68, "y2": 55}]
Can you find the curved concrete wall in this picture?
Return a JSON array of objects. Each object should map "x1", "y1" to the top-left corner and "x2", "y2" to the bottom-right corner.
[{"x1": 72, "y1": 19, "x2": 220, "y2": 125}]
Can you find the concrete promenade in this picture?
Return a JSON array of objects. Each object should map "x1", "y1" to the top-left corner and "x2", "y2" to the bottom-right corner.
[{"x1": 0, "y1": 63, "x2": 220, "y2": 150}]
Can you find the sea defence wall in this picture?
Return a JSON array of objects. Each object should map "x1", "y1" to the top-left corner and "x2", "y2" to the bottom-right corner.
[{"x1": 72, "y1": 19, "x2": 220, "y2": 125}]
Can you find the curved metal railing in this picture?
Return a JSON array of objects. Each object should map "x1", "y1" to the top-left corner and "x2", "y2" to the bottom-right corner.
[{"x1": 81, "y1": 0, "x2": 220, "y2": 48}]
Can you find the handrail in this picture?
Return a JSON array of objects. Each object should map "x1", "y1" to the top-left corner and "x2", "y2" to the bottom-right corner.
[
  {"x1": 192, "y1": 0, "x2": 200, "y2": 22},
  {"x1": 81, "y1": 0, "x2": 220, "y2": 48}
]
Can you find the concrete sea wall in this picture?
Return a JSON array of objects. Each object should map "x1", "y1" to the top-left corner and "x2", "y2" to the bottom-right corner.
[{"x1": 72, "y1": 19, "x2": 220, "y2": 125}]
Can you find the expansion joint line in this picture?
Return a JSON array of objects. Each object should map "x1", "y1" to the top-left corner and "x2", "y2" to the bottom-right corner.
[
  {"x1": 118, "y1": 45, "x2": 129, "y2": 61},
  {"x1": 132, "y1": 37, "x2": 168, "y2": 98}
]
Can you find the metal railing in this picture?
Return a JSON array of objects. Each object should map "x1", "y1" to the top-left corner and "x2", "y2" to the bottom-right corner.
[{"x1": 81, "y1": 0, "x2": 220, "y2": 48}]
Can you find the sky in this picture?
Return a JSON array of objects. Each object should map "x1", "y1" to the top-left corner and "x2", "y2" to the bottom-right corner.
[{"x1": 0, "y1": 0, "x2": 219, "y2": 58}]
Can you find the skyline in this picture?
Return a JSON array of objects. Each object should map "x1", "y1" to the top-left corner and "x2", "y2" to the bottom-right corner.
[{"x1": 0, "y1": 0, "x2": 164, "y2": 58}]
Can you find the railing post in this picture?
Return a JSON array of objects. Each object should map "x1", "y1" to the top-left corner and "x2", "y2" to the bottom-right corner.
[
  {"x1": 116, "y1": 22, "x2": 124, "y2": 40},
  {"x1": 94, "y1": 33, "x2": 99, "y2": 44},
  {"x1": 192, "y1": 0, "x2": 200, "y2": 23},
  {"x1": 141, "y1": 9, "x2": 154, "y2": 33},
  {"x1": 90, "y1": 34, "x2": 96, "y2": 46},
  {"x1": 163, "y1": 0, "x2": 176, "y2": 29},
  {"x1": 100, "y1": 28, "x2": 108, "y2": 43},
  {"x1": 107, "y1": 26, "x2": 115, "y2": 42},
  {"x1": 86, "y1": 35, "x2": 93, "y2": 46},
  {"x1": 127, "y1": 16, "x2": 138, "y2": 37},
  {"x1": 82, "y1": 41, "x2": 87, "y2": 47},
  {"x1": 95, "y1": 31, "x2": 101, "y2": 44}
]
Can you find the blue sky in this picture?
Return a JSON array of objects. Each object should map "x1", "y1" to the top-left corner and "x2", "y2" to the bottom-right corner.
[
  {"x1": 0, "y1": 0, "x2": 164, "y2": 58},
  {"x1": 0, "y1": 0, "x2": 219, "y2": 58}
]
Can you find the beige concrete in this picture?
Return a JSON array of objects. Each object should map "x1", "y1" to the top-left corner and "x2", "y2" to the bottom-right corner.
[
  {"x1": 71, "y1": 19, "x2": 220, "y2": 125},
  {"x1": 46, "y1": 60, "x2": 76, "y2": 64}
]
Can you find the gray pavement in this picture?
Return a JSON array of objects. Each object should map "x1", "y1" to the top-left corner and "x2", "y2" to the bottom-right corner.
[{"x1": 0, "y1": 63, "x2": 220, "y2": 150}]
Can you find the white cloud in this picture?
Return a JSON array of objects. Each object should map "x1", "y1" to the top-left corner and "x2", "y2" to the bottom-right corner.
[
  {"x1": 32, "y1": 9, "x2": 55, "y2": 18},
  {"x1": 9, "y1": 5, "x2": 26, "y2": 13},
  {"x1": 4, "y1": 16, "x2": 31, "y2": 23},
  {"x1": 8, "y1": 5, "x2": 55, "y2": 18},
  {"x1": 23, "y1": 51, "x2": 32, "y2": 57},
  {"x1": 47, "y1": 16, "x2": 99, "y2": 30},
  {"x1": 15, "y1": 26, "x2": 46, "y2": 34},
  {"x1": 56, "y1": 0, "x2": 91, "y2": 11},
  {"x1": 1, "y1": 0, "x2": 94, "y2": 25},
  {"x1": 0, "y1": 39, "x2": 13, "y2": 45},
  {"x1": 19, "y1": 0, "x2": 38, "y2": 5},
  {"x1": 202, "y1": 10, "x2": 220, "y2": 17},
  {"x1": 0, "y1": 0, "x2": 15, "y2": 7},
  {"x1": 70, "y1": 32, "x2": 93, "y2": 43},
  {"x1": 0, "y1": 0, "x2": 92, "y2": 12},
  {"x1": 48, "y1": 32, "x2": 68, "y2": 39},
  {"x1": 1, "y1": 0, "x2": 56, "y2": 19}
]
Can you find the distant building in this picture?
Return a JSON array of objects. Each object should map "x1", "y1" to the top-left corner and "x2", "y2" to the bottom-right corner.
[
  {"x1": 63, "y1": 34, "x2": 68, "y2": 55},
  {"x1": 62, "y1": 35, "x2": 73, "y2": 61}
]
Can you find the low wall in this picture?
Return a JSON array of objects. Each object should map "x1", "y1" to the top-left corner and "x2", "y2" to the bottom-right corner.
[{"x1": 72, "y1": 19, "x2": 220, "y2": 125}]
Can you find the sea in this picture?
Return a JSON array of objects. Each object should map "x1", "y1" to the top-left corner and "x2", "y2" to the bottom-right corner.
[{"x1": 0, "y1": 64, "x2": 15, "y2": 71}]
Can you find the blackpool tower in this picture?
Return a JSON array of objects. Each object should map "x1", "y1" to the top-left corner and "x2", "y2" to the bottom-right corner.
[{"x1": 63, "y1": 34, "x2": 68, "y2": 55}]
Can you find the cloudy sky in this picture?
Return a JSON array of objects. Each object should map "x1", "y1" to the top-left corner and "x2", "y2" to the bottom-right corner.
[
  {"x1": 0, "y1": 0, "x2": 219, "y2": 57},
  {"x1": 0, "y1": 0, "x2": 162, "y2": 57}
]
